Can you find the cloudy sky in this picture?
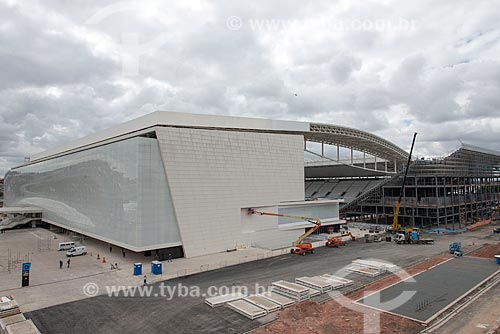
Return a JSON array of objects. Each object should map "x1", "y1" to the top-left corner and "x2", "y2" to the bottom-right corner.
[{"x1": 1, "y1": 0, "x2": 500, "y2": 175}]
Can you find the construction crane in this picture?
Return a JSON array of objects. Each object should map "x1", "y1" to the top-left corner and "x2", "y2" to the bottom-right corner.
[
  {"x1": 389, "y1": 132, "x2": 418, "y2": 233},
  {"x1": 247, "y1": 208, "x2": 321, "y2": 256}
]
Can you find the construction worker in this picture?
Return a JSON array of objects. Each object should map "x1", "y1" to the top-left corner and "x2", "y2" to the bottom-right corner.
[
  {"x1": 143, "y1": 275, "x2": 147, "y2": 285},
  {"x1": 67, "y1": 258, "x2": 71, "y2": 268},
  {"x1": 59, "y1": 260, "x2": 63, "y2": 269}
]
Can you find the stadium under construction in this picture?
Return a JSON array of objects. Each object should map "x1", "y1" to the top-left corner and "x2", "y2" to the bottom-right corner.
[
  {"x1": 307, "y1": 144, "x2": 500, "y2": 230},
  {"x1": 2, "y1": 111, "x2": 500, "y2": 257}
]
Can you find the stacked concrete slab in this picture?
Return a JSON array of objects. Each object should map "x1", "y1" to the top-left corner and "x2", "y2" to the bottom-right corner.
[
  {"x1": 4, "y1": 319, "x2": 41, "y2": 334},
  {"x1": 295, "y1": 276, "x2": 333, "y2": 293},
  {"x1": 226, "y1": 300, "x2": 267, "y2": 320},
  {"x1": 271, "y1": 280, "x2": 311, "y2": 302},
  {"x1": 0, "y1": 297, "x2": 41, "y2": 334},
  {"x1": 352, "y1": 259, "x2": 396, "y2": 272},
  {"x1": 346, "y1": 265, "x2": 383, "y2": 277},
  {"x1": 244, "y1": 295, "x2": 281, "y2": 314},
  {"x1": 204, "y1": 292, "x2": 247, "y2": 308},
  {"x1": 320, "y1": 274, "x2": 354, "y2": 287},
  {"x1": 347, "y1": 259, "x2": 392, "y2": 276},
  {"x1": 0, "y1": 298, "x2": 20, "y2": 319},
  {"x1": 258, "y1": 292, "x2": 295, "y2": 309}
]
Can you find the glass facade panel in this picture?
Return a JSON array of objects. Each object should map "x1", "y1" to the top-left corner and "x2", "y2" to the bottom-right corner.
[{"x1": 4, "y1": 137, "x2": 181, "y2": 249}]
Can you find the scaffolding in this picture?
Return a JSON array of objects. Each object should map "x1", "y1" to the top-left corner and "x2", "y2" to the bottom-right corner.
[{"x1": 342, "y1": 145, "x2": 500, "y2": 230}]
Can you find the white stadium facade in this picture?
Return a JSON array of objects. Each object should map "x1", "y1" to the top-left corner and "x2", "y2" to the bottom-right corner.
[{"x1": 2, "y1": 111, "x2": 411, "y2": 258}]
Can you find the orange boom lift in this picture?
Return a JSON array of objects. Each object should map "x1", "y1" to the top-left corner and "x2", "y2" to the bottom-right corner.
[{"x1": 247, "y1": 208, "x2": 321, "y2": 256}]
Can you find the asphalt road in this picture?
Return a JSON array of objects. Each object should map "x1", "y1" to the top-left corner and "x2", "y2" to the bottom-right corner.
[{"x1": 26, "y1": 231, "x2": 497, "y2": 334}]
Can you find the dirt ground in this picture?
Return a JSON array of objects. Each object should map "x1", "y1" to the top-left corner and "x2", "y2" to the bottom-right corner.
[
  {"x1": 467, "y1": 242, "x2": 500, "y2": 259},
  {"x1": 255, "y1": 255, "x2": 453, "y2": 334},
  {"x1": 254, "y1": 300, "x2": 422, "y2": 334}
]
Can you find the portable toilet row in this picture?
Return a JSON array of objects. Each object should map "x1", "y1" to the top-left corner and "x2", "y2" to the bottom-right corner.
[{"x1": 133, "y1": 261, "x2": 163, "y2": 275}]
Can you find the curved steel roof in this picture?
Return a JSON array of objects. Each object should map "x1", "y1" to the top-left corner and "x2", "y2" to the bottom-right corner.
[{"x1": 305, "y1": 123, "x2": 409, "y2": 163}]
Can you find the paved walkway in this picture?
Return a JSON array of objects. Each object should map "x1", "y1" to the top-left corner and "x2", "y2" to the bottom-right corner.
[
  {"x1": 1, "y1": 225, "x2": 498, "y2": 313},
  {"x1": 0, "y1": 228, "x2": 289, "y2": 312}
]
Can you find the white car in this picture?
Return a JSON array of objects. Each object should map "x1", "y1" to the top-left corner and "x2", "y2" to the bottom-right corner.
[
  {"x1": 66, "y1": 246, "x2": 87, "y2": 257},
  {"x1": 58, "y1": 242, "x2": 76, "y2": 251}
]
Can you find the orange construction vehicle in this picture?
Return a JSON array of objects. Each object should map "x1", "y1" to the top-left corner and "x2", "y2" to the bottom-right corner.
[
  {"x1": 325, "y1": 237, "x2": 345, "y2": 247},
  {"x1": 247, "y1": 208, "x2": 321, "y2": 256},
  {"x1": 340, "y1": 231, "x2": 356, "y2": 241}
]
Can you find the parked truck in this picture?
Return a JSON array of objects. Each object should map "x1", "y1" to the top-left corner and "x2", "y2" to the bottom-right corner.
[{"x1": 395, "y1": 231, "x2": 434, "y2": 245}]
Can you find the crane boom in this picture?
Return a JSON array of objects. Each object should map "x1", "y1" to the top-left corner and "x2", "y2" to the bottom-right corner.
[
  {"x1": 391, "y1": 132, "x2": 417, "y2": 232},
  {"x1": 247, "y1": 209, "x2": 321, "y2": 246}
]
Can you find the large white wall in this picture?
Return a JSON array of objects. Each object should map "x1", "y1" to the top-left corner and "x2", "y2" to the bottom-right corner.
[{"x1": 156, "y1": 127, "x2": 304, "y2": 258}]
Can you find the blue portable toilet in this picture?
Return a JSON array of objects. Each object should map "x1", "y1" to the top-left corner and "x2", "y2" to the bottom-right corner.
[
  {"x1": 151, "y1": 261, "x2": 162, "y2": 275},
  {"x1": 133, "y1": 263, "x2": 142, "y2": 275},
  {"x1": 411, "y1": 231, "x2": 418, "y2": 241}
]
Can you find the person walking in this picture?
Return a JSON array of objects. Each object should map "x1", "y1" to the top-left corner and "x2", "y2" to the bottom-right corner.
[
  {"x1": 67, "y1": 258, "x2": 71, "y2": 268},
  {"x1": 143, "y1": 275, "x2": 147, "y2": 285},
  {"x1": 59, "y1": 260, "x2": 63, "y2": 269}
]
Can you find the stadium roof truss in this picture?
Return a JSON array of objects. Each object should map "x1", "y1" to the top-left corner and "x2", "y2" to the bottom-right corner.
[{"x1": 302, "y1": 123, "x2": 409, "y2": 176}]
